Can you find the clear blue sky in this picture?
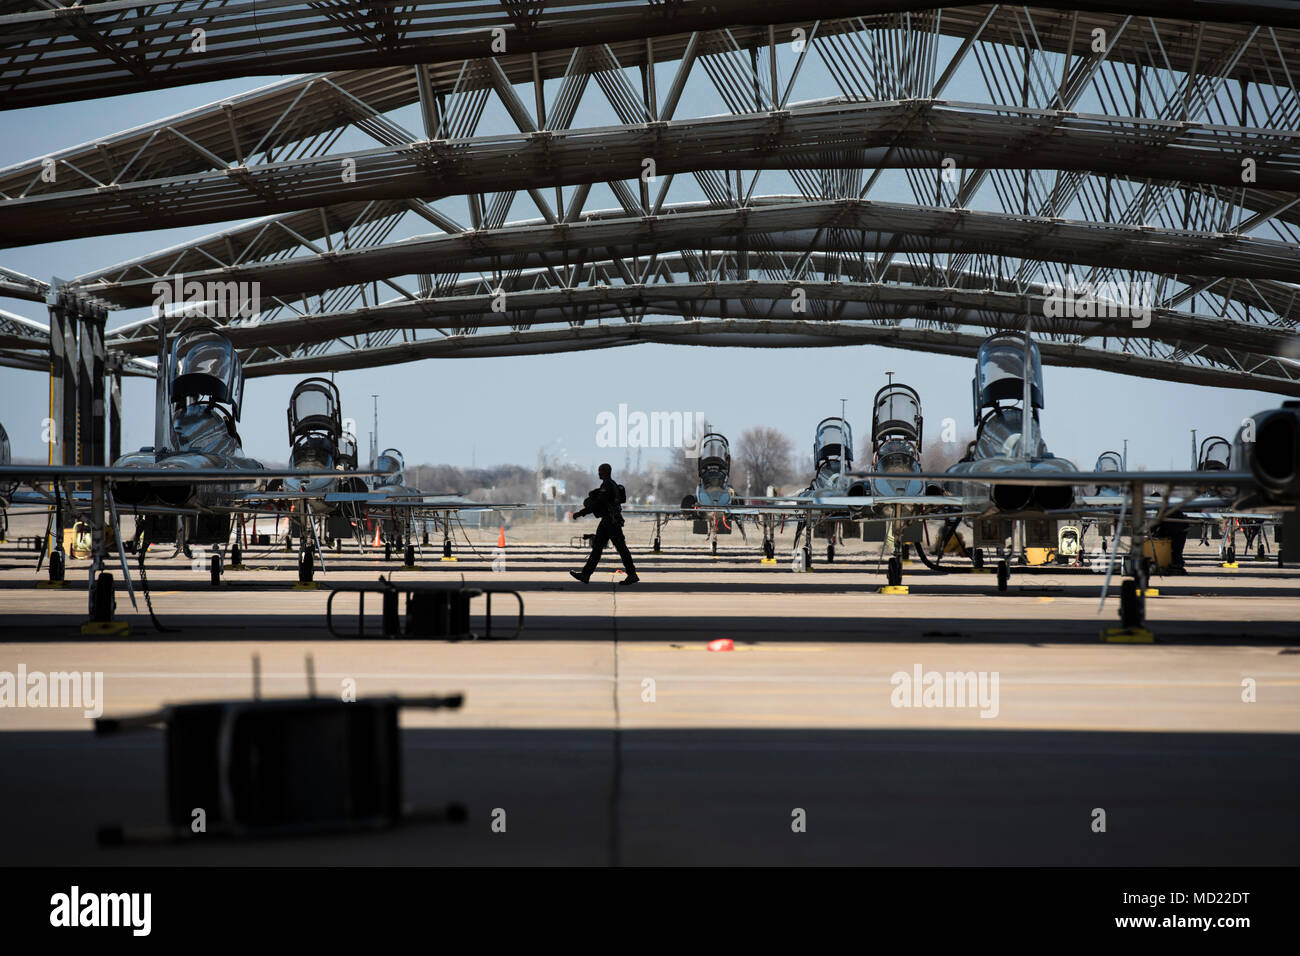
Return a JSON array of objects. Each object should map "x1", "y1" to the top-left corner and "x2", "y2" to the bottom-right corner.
[{"x1": 0, "y1": 54, "x2": 1286, "y2": 474}]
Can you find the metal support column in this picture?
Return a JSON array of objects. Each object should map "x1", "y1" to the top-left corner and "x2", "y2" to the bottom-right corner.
[{"x1": 108, "y1": 355, "x2": 122, "y2": 464}]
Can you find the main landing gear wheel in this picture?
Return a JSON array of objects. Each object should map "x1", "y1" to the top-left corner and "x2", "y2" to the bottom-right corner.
[
  {"x1": 1225, "y1": 545, "x2": 1237, "y2": 564},
  {"x1": 653, "y1": 537, "x2": 661, "y2": 553},
  {"x1": 90, "y1": 571, "x2": 115, "y2": 622},
  {"x1": 972, "y1": 548, "x2": 984, "y2": 570},
  {"x1": 442, "y1": 539, "x2": 452, "y2": 559},
  {"x1": 231, "y1": 542, "x2": 242, "y2": 566},
  {"x1": 763, "y1": 540, "x2": 775, "y2": 560},
  {"x1": 712, "y1": 540, "x2": 718, "y2": 556},
  {"x1": 284, "y1": 535, "x2": 293, "y2": 553},
  {"x1": 1258, "y1": 545, "x2": 1266, "y2": 561},
  {"x1": 298, "y1": 549, "x2": 315, "y2": 584},
  {"x1": 404, "y1": 544, "x2": 415, "y2": 566},
  {"x1": 384, "y1": 541, "x2": 392, "y2": 562},
  {"x1": 827, "y1": 544, "x2": 835, "y2": 563},
  {"x1": 996, "y1": 559, "x2": 1009, "y2": 592},
  {"x1": 802, "y1": 546, "x2": 812, "y2": 570},
  {"x1": 210, "y1": 553, "x2": 222, "y2": 586},
  {"x1": 50, "y1": 548, "x2": 65, "y2": 582},
  {"x1": 887, "y1": 556, "x2": 902, "y2": 587},
  {"x1": 182, "y1": 543, "x2": 193, "y2": 560},
  {"x1": 901, "y1": 543, "x2": 910, "y2": 561}
]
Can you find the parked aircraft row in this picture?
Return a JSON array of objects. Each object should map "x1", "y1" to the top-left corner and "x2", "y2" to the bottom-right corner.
[
  {"x1": 0, "y1": 329, "x2": 518, "y2": 619},
  {"x1": 627, "y1": 331, "x2": 1299, "y2": 630},
  {"x1": 2, "y1": 327, "x2": 1297, "y2": 633}
]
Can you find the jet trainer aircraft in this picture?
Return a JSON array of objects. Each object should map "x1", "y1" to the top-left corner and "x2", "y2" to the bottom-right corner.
[
  {"x1": 0, "y1": 328, "x2": 523, "y2": 622},
  {"x1": 840, "y1": 337, "x2": 1300, "y2": 632},
  {"x1": 735, "y1": 385, "x2": 973, "y2": 577},
  {"x1": 622, "y1": 432, "x2": 756, "y2": 556}
]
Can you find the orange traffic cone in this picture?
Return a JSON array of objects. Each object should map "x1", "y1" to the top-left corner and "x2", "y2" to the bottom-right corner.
[
  {"x1": 497, "y1": 525, "x2": 506, "y2": 548},
  {"x1": 372, "y1": 525, "x2": 381, "y2": 548}
]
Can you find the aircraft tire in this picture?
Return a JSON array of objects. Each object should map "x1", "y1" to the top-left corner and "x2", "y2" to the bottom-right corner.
[
  {"x1": 1120, "y1": 579, "x2": 1143, "y2": 628},
  {"x1": 210, "y1": 553, "x2": 222, "y2": 586},
  {"x1": 91, "y1": 571, "x2": 115, "y2": 622},
  {"x1": 887, "y1": 556, "x2": 902, "y2": 587},
  {"x1": 996, "y1": 560, "x2": 1009, "y2": 592},
  {"x1": 972, "y1": 548, "x2": 983, "y2": 570}
]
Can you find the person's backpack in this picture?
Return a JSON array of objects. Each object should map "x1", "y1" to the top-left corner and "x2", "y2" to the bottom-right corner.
[{"x1": 616, "y1": 483, "x2": 627, "y2": 504}]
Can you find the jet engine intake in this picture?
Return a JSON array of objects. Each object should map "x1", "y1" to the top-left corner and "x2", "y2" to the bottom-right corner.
[
  {"x1": 991, "y1": 484, "x2": 1032, "y2": 511},
  {"x1": 1240, "y1": 406, "x2": 1300, "y2": 502}
]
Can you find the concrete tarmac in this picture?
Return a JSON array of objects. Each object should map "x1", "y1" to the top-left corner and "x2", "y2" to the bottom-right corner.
[{"x1": 0, "y1": 521, "x2": 1297, "y2": 865}]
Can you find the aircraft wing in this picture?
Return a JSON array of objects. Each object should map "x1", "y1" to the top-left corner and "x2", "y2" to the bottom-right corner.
[
  {"x1": 4, "y1": 488, "x2": 200, "y2": 516},
  {"x1": 846, "y1": 468, "x2": 1259, "y2": 487},
  {"x1": 0, "y1": 465, "x2": 378, "y2": 483}
]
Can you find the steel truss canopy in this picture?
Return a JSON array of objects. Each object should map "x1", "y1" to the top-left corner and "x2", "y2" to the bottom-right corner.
[
  {"x1": 5, "y1": 98, "x2": 1300, "y2": 245},
  {"x1": 2, "y1": 0, "x2": 1296, "y2": 109},
  {"x1": 3, "y1": 1, "x2": 1300, "y2": 396}
]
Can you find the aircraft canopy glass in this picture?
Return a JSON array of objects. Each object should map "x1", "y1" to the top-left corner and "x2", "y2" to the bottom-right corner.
[
  {"x1": 1199, "y1": 437, "x2": 1231, "y2": 471},
  {"x1": 1095, "y1": 451, "x2": 1123, "y2": 472},
  {"x1": 698, "y1": 434, "x2": 730, "y2": 472},
  {"x1": 876, "y1": 437, "x2": 919, "y2": 473},
  {"x1": 375, "y1": 447, "x2": 405, "y2": 484},
  {"x1": 814, "y1": 418, "x2": 853, "y2": 469},
  {"x1": 288, "y1": 378, "x2": 341, "y2": 438},
  {"x1": 338, "y1": 433, "x2": 358, "y2": 468},
  {"x1": 974, "y1": 333, "x2": 1043, "y2": 417},
  {"x1": 872, "y1": 384, "x2": 922, "y2": 446},
  {"x1": 170, "y1": 331, "x2": 244, "y2": 419}
]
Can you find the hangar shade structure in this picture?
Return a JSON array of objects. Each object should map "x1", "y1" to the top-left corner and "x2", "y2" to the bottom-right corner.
[{"x1": 1, "y1": 0, "x2": 1298, "y2": 394}]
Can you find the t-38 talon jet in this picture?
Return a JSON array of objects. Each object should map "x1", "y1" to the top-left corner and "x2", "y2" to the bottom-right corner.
[
  {"x1": 248, "y1": 376, "x2": 367, "y2": 554},
  {"x1": 736, "y1": 386, "x2": 980, "y2": 575},
  {"x1": 3, "y1": 331, "x2": 368, "y2": 602},
  {"x1": 1, "y1": 329, "x2": 519, "y2": 619},
  {"x1": 844, "y1": 338, "x2": 1300, "y2": 632},
  {"x1": 244, "y1": 381, "x2": 519, "y2": 573},
  {"x1": 623, "y1": 432, "x2": 754, "y2": 556}
]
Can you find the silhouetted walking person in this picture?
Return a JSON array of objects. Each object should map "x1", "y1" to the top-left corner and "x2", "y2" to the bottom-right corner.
[{"x1": 570, "y1": 463, "x2": 639, "y2": 585}]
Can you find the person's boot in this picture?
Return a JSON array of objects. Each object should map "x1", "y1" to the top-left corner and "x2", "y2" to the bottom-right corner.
[
  {"x1": 620, "y1": 571, "x2": 640, "y2": 585},
  {"x1": 569, "y1": 570, "x2": 590, "y2": 583}
]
